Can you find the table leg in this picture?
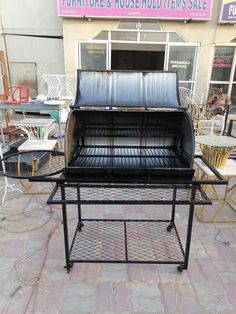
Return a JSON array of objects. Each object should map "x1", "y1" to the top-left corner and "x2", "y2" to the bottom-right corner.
[
  {"x1": 58, "y1": 109, "x2": 63, "y2": 150},
  {"x1": 228, "y1": 120, "x2": 234, "y2": 136}
]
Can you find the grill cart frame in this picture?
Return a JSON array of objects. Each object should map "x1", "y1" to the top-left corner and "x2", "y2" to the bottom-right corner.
[{"x1": 42, "y1": 156, "x2": 225, "y2": 273}]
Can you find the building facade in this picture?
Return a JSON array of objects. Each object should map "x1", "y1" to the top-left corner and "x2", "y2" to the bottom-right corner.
[{"x1": 59, "y1": 0, "x2": 236, "y2": 112}]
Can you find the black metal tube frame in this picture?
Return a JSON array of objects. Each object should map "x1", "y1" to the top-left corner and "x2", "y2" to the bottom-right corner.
[
  {"x1": 50, "y1": 179, "x2": 215, "y2": 273},
  {"x1": 36, "y1": 155, "x2": 228, "y2": 273}
]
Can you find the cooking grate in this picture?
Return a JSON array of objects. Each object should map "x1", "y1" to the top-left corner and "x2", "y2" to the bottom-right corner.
[
  {"x1": 74, "y1": 145, "x2": 187, "y2": 168},
  {"x1": 70, "y1": 220, "x2": 184, "y2": 263},
  {"x1": 79, "y1": 125, "x2": 180, "y2": 137}
]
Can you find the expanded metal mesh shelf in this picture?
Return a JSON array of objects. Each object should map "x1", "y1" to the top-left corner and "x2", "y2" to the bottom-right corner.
[
  {"x1": 48, "y1": 184, "x2": 211, "y2": 205},
  {"x1": 70, "y1": 220, "x2": 184, "y2": 264},
  {"x1": 79, "y1": 125, "x2": 181, "y2": 137},
  {"x1": 73, "y1": 145, "x2": 187, "y2": 168}
]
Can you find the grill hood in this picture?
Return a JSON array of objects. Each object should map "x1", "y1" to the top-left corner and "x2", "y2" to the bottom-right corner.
[{"x1": 74, "y1": 70, "x2": 181, "y2": 109}]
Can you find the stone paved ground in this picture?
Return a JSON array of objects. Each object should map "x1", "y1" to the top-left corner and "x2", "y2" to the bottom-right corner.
[{"x1": 0, "y1": 178, "x2": 236, "y2": 314}]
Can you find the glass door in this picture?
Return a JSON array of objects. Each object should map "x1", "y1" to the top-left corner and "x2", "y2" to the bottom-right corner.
[
  {"x1": 77, "y1": 41, "x2": 109, "y2": 70},
  {"x1": 166, "y1": 44, "x2": 199, "y2": 92}
]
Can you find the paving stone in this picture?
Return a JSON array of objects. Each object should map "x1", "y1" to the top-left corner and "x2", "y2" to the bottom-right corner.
[
  {"x1": 96, "y1": 282, "x2": 114, "y2": 311},
  {"x1": 131, "y1": 295, "x2": 165, "y2": 313},
  {"x1": 127, "y1": 264, "x2": 144, "y2": 282},
  {"x1": 113, "y1": 282, "x2": 131, "y2": 312},
  {"x1": 160, "y1": 282, "x2": 182, "y2": 313},
  {"x1": 192, "y1": 281, "x2": 233, "y2": 311},
  {"x1": 63, "y1": 295, "x2": 96, "y2": 312},
  {"x1": 101, "y1": 264, "x2": 128, "y2": 281},
  {"x1": 129, "y1": 282, "x2": 161, "y2": 298},
  {"x1": 67, "y1": 282, "x2": 96, "y2": 297}
]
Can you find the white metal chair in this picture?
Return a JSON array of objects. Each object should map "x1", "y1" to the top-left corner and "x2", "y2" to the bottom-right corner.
[
  {"x1": 42, "y1": 74, "x2": 73, "y2": 100},
  {"x1": 197, "y1": 114, "x2": 225, "y2": 136}
]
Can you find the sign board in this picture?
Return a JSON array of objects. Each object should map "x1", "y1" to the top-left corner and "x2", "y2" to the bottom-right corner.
[
  {"x1": 219, "y1": 0, "x2": 236, "y2": 23},
  {"x1": 58, "y1": 0, "x2": 213, "y2": 20}
]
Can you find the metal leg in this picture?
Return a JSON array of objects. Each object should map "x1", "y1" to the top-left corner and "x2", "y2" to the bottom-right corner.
[
  {"x1": 77, "y1": 186, "x2": 83, "y2": 231},
  {"x1": 167, "y1": 188, "x2": 176, "y2": 232},
  {"x1": 227, "y1": 119, "x2": 234, "y2": 136},
  {"x1": 181, "y1": 187, "x2": 196, "y2": 271},
  {"x1": 61, "y1": 185, "x2": 72, "y2": 273}
]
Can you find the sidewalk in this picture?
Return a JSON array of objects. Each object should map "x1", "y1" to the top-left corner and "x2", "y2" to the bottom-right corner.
[{"x1": 0, "y1": 179, "x2": 236, "y2": 314}]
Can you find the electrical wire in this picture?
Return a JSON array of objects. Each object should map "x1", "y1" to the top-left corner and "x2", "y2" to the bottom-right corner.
[
  {"x1": 3, "y1": 285, "x2": 22, "y2": 314},
  {"x1": 215, "y1": 227, "x2": 230, "y2": 246},
  {"x1": 2, "y1": 223, "x2": 60, "y2": 314},
  {"x1": 21, "y1": 223, "x2": 60, "y2": 313},
  {"x1": 0, "y1": 195, "x2": 54, "y2": 233},
  {"x1": 0, "y1": 212, "x2": 52, "y2": 233}
]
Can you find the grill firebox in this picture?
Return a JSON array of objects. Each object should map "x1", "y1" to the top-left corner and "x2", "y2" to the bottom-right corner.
[{"x1": 65, "y1": 109, "x2": 195, "y2": 180}]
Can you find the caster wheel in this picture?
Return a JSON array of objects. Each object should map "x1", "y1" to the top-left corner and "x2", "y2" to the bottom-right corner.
[
  {"x1": 78, "y1": 222, "x2": 84, "y2": 231},
  {"x1": 177, "y1": 265, "x2": 185, "y2": 273},
  {"x1": 64, "y1": 262, "x2": 73, "y2": 273},
  {"x1": 166, "y1": 222, "x2": 174, "y2": 232}
]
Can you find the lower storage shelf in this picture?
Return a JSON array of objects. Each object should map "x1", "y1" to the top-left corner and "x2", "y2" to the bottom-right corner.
[{"x1": 69, "y1": 219, "x2": 185, "y2": 264}]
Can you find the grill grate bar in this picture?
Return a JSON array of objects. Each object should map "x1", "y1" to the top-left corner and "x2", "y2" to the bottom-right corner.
[
  {"x1": 79, "y1": 126, "x2": 181, "y2": 137},
  {"x1": 74, "y1": 145, "x2": 187, "y2": 168},
  {"x1": 75, "y1": 146, "x2": 185, "y2": 168}
]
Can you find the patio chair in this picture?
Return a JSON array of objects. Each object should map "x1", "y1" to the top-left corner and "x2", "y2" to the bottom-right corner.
[
  {"x1": 197, "y1": 114, "x2": 225, "y2": 136},
  {"x1": 183, "y1": 97, "x2": 201, "y2": 135}
]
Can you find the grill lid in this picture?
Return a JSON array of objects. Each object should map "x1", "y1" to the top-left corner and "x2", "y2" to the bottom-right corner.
[{"x1": 75, "y1": 70, "x2": 181, "y2": 108}]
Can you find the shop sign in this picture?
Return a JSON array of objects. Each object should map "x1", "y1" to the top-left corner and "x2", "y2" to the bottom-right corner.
[
  {"x1": 213, "y1": 56, "x2": 233, "y2": 68},
  {"x1": 57, "y1": 0, "x2": 213, "y2": 20},
  {"x1": 170, "y1": 60, "x2": 191, "y2": 69},
  {"x1": 219, "y1": 0, "x2": 236, "y2": 23}
]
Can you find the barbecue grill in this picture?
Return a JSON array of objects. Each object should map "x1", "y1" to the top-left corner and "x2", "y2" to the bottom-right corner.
[
  {"x1": 65, "y1": 70, "x2": 194, "y2": 181},
  {"x1": 0, "y1": 70, "x2": 226, "y2": 273}
]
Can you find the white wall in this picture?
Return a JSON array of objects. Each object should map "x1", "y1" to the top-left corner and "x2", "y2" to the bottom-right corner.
[
  {"x1": 0, "y1": 0, "x2": 64, "y2": 96},
  {"x1": 0, "y1": 0, "x2": 62, "y2": 36}
]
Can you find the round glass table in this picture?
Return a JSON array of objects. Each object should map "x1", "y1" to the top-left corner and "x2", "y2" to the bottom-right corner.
[{"x1": 195, "y1": 135, "x2": 236, "y2": 167}]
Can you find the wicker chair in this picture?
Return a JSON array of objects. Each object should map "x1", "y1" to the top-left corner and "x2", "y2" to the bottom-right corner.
[{"x1": 181, "y1": 97, "x2": 201, "y2": 134}]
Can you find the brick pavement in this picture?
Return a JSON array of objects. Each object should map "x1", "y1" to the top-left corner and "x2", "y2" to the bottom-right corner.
[{"x1": 0, "y1": 178, "x2": 236, "y2": 314}]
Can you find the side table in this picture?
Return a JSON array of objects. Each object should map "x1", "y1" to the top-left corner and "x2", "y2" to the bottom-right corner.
[
  {"x1": 194, "y1": 157, "x2": 236, "y2": 222},
  {"x1": 195, "y1": 135, "x2": 236, "y2": 168}
]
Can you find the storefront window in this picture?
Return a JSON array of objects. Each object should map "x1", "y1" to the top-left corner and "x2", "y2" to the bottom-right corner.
[
  {"x1": 208, "y1": 83, "x2": 229, "y2": 98},
  {"x1": 80, "y1": 43, "x2": 106, "y2": 70},
  {"x1": 211, "y1": 47, "x2": 234, "y2": 81},
  {"x1": 168, "y1": 46, "x2": 196, "y2": 81}
]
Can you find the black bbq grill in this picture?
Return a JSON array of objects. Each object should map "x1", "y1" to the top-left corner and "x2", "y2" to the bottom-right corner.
[
  {"x1": 0, "y1": 70, "x2": 227, "y2": 274},
  {"x1": 65, "y1": 71, "x2": 194, "y2": 181}
]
